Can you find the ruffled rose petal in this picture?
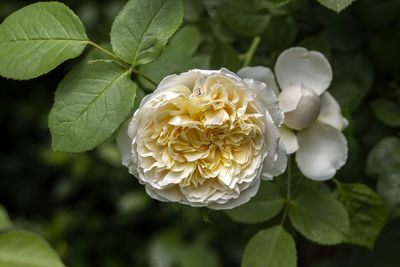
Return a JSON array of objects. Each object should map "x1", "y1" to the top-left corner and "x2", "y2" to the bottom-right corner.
[
  {"x1": 116, "y1": 120, "x2": 133, "y2": 167},
  {"x1": 318, "y1": 92, "x2": 348, "y2": 131},
  {"x1": 296, "y1": 121, "x2": 348, "y2": 181},
  {"x1": 208, "y1": 179, "x2": 261, "y2": 210},
  {"x1": 243, "y1": 78, "x2": 284, "y2": 127},
  {"x1": 275, "y1": 47, "x2": 332, "y2": 95},
  {"x1": 278, "y1": 126, "x2": 298, "y2": 154},
  {"x1": 261, "y1": 140, "x2": 287, "y2": 180},
  {"x1": 237, "y1": 66, "x2": 280, "y2": 95},
  {"x1": 119, "y1": 68, "x2": 286, "y2": 209}
]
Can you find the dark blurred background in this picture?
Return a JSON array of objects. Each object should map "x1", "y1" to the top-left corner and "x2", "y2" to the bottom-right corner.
[{"x1": 1, "y1": 0, "x2": 399, "y2": 266}]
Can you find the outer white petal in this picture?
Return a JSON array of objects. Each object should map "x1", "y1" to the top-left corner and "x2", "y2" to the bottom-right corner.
[
  {"x1": 275, "y1": 47, "x2": 332, "y2": 95},
  {"x1": 278, "y1": 126, "x2": 298, "y2": 154},
  {"x1": 116, "y1": 119, "x2": 133, "y2": 167},
  {"x1": 296, "y1": 121, "x2": 348, "y2": 181},
  {"x1": 243, "y1": 78, "x2": 284, "y2": 126},
  {"x1": 237, "y1": 66, "x2": 280, "y2": 95},
  {"x1": 145, "y1": 185, "x2": 184, "y2": 202},
  {"x1": 261, "y1": 140, "x2": 288, "y2": 180},
  {"x1": 207, "y1": 179, "x2": 261, "y2": 210},
  {"x1": 318, "y1": 92, "x2": 348, "y2": 131}
]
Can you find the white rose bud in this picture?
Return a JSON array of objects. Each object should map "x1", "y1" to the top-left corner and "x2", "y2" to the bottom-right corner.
[
  {"x1": 278, "y1": 85, "x2": 321, "y2": 131},
  {"x1": 117, "y1": 69, "x2": 287, "y2": 209}
]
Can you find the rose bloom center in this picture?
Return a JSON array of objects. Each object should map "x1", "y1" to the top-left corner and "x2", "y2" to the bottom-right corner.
[{"x1": 135, "y1": 75, "x2": 266, "y2": 198}]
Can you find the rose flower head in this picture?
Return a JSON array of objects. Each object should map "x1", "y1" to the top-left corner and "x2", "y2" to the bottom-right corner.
[
  {"x1": 239, "y1": 47, "x2": 348, "y2": 181},
  {"x1": 117, "y1": 68, "x2": 287, "y2": 209}
]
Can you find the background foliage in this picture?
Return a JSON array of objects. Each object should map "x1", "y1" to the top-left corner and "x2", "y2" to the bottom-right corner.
[{"x1": 0, "y1": 0, "x2": 399, "y2": 266}]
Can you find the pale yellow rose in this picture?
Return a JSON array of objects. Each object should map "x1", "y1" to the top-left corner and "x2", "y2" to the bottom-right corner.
[{"x1": 117, "y1": 69, "x2": 286, "y2": 209}]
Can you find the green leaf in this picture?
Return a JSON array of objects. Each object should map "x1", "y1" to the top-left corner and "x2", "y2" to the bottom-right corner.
[
  {"x1": 225, "y1": 182, "x2": 285, "y2": 224},
  {"x1": 0, "y1": 205, "x2": 10, "y2": 230},
  {"x1": 178, "y1": 244, "x2": 220, "y2": 267},
  {"x1": 289, "y1": 191, "x2": 349, "y2": 245},
  {"x1": 147, "y1": 229, "x2": 220, "y2": 267},
  {"x1": 366, "y1": 137, "x2": 400, "y2": 177},
  {"x1": 49, "y1": 60, "x2": 136, "y2": 153},
  {"x1": 201, "y1": 0, "x2": 221, "y2": 19},
  {"x1": 377, "y1": 170, "x2": 400, "y2": 219},
  {"x1": 262, "y1": 15, "x2": 298, "y2": 51},
  {"x1": 298, "y1": 35, "x2": 332, "y2": 60},
  {"x1": 329, "y1": 80, "x2": 363, "y2": 113},
  {"x1": 333, "y1": 183, "x2": 387, "y2": 249},
  {"x1": 0, "y1": 231, "x2": 65, "y2": 267},
  {"x1": 147, "y1": 230, "x2": 182, "y2": 267},
  {"x1": 242, "y1": 225, "x2": 296, "y2": 267},
  {"x1": 183, "y1": 0, "x2": 205, "y2": 22},
  {"x1": 84, "y1": 43, "x2": 114, "y2": 61},
  {"x1": 316, "y1": 0, "x2": 356, "y2": 13},
  {"x1": 332, "y1": 53, "x2": 374, "y2": 95},
  {"x1": 369, "y1": 22, "x2": 400, "y2": 75},
  {"x1": 117, "y1": 191, "x2": 151, "y2": 215},
  {"x1": 257, "y1": 0, "x2": 291, "y2": 9},
  {"x1": 0, "y1": 2, "x2": 88, "y2": 80},
  {"x1": 221, "y1": 0, "x2": 270, "y2": 37},
  {"x1": 355, "y1": 0, "x2": 400, "y2": 28},
  {"x1": 210, "y1": 43, "x2": 241, "y2": 72},
  {"x1": 321, "y1": 22, "x2": 363, "y2": 52},
  {"x1": 139, "y1": 25, "x2": 203, "y2": 88},
  {"x1": 110, "y1": 0, "x2": 183, "y2": 66},
  {"x1": 370, "y1": 98, "x2": 400, "y2": 127}
]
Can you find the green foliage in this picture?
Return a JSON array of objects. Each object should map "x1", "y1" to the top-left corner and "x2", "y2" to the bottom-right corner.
[
  {"x1": 0, "y1": 0, "x2": 399, "y2": 266},
  {"x1": 139, "y1": 25, "x2": 204, "y2": 88},
  {"x1": 369, "y1": 21, "x2": 400, "y2": 75},
  {"x1": 366, "y1": 137, "x2": 400, "y2": 177},
  {"x1": 262, "y1": 15, "x2": 298, "y2": 51},
  {"x1": 117, "y1": 191, "x2": 151, "y2": 215},
  {"x1": 0, "y1": 205, "x2": 10, "y2": 231},
  {"x1": 370, "y1": 98, "x2": 400, "y2": 127},
  {"x1": 110, "y1": 0, "x2": 184, "y2": 66},
  {"x1": 332, "y1": 53, "x2": 374, "y2": 96},
  {"x1": 0, "y1": 2, "x2": 88, "y2": 80},
  {"x1": 242, "y1": 226, "x2": 296, "y2": 267},
  {"x1": 225, "y1": 182, "x2": 285, "y2": 224},
  {"x1": 377, "y1": 170, "x2": 400, "y2": 219},
  {"x1": 210, "y1": 43, "x2": 241, "y2": 72},
  {"x1": 289, "y1": 191, "x2": 350, "y2": 245},
  {"x1": 0, "y1": 231, "x2": 65, "y2": 267},
  {"x1": 257, "y1": 0, "x2": 292, "y2": 9},
  {"x1": 329, "y1": 81, "x2": 363, "y2": 113},
  {"x1": 298, "y1": 35, "x2": 332, "y2": 59},
  {"x1": 333, "y1": 182, "x2": 387, "y2": 249},
  {"x1": 221, "y1": 0, "x2": 270, "y2": 36},
  {"x1": 355, "y1": 0, "x2": 400, "y2": 28},
  {"x1": 316, "y1": 0, "x2": 356, "y2": 13},
  {"x1": 147, "y1": 230, "x2": 220, "y2": 267},
  {"x1": 49, "y1": 60, "x2": 136, "y2": 153}
]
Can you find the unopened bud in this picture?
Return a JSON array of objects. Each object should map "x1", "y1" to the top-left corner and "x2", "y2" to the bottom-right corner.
[{"x1": 278, "y1": 85, "x2": 321, "y2": 131}]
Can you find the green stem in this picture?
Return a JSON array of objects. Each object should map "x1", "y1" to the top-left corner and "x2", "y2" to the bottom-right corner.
[
  {"x1": 88, "y1": 41, "x2": 158, "y2": 87},
  {"x1": 332, "y1": 178, "x2": 342, "y2": 190},
  {"x1": 88, "y1": 41, "x2": 125, "y2": 63},
  {"x1": 242, "y1": 36, "x2": 261, "y2": 68},
  {"x1": 280, "y1": 155, "x2": 292, "y2": 226},
  {"x1": 130, "y1": 68, "x2": 158, "y2": 87}
]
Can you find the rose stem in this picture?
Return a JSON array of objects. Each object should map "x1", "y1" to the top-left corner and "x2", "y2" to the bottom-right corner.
[
  {"x1": 88, "y1": 41, "x2": 158, "y2": 87},
  {"x1": 242, "y1": 36, "x2": 261, "y2": 68},
  {"x1": 280, "y1": 155, "x2": 292, "y2": 226}
]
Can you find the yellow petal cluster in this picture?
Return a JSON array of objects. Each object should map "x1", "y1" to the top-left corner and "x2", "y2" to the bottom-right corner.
[{"x1": 118, "y1": 69, "x2": 285, "y2": 209}]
